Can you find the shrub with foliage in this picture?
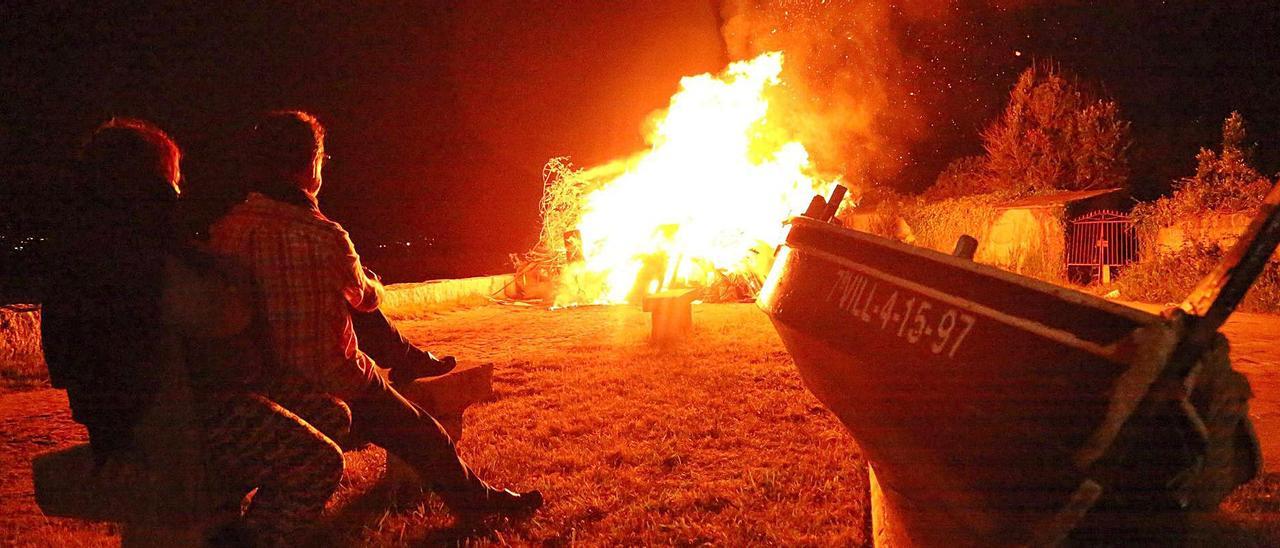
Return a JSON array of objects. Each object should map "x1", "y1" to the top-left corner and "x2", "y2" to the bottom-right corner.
[
  {"x1": 852, "y1": 191, "x2": 1065, "y2": 283},
  {"x1": 1132, "y1": 112, "x2": 1272, "y2": 241},
  {"x1": 1117, "y1": 241, "x2": 1280, "y2": 312},
  {"x1": 923, "y1": 156, "x2": 991, "y2": 201},
  {"x1": 897, "y1": 193, "x2": 1001, "y2": 254},
  {"x1": 906, "y1": 192, "x2": 1067, "y2": 282},
  {"x1": 979, "y1": 63, "x2": 1131, "y2": 195},
  {"x1": 1122, "y1": 112, "x2": 1279, "y2": 311}
]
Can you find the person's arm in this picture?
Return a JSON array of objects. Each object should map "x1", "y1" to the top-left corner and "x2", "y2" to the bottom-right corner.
[{"x1": 334, "y1": 228, "x2": 383, "y2": 312}]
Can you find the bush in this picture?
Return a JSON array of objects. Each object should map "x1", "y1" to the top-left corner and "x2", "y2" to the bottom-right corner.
[
  {"x1": 861, "y1": 192, "x2": 1066, "y2": 283},
  {"x1": 980, "y1": 63, "x2": 1131, "y2": 195},
  {"x1": 923, "y1": 156, "x2": 992, "y2": 201},
  {"x1": 1117, "y1": 241, "x2": 1280, "y2": 312},
  {"x1": 1122, "y1": 112, "x2": 1279, "y2": 311},
  {"x1": 1132, "y1": 112, "x2": 1271, "y2": 246},
  {"x1": 898, "y1": 193, "x2": 1002, "y2": 254}
]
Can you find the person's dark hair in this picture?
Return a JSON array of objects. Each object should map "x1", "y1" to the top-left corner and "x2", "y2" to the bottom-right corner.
[
  {"x1": 79, "y1": 117, "x2": 181, "y2": 204},
  {"x1": 246, "y1": 110, "x2": 325, "y2": 188}
]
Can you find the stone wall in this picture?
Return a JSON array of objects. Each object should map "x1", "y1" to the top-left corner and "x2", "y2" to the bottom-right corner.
[
  {"x1": 979, "y1": 207, "x2": 1067, "y2": 281},
  {"x1": 1149, "y1": 210, "x2": 1280, "y2": 261},
  {"x1": 1153, "y1": 212, "x2": 1255, "y2": 256},
  {"x1": 381, "y1": 275, "x2": 515, "y2": 319}
]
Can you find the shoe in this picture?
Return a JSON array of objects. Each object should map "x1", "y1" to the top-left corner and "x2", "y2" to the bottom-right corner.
[
  {"x1": 390, "y1": 354, "x2": 457, "y2": 385},
  {"x1": 453, "y1": 488, "x2": 544, "y2": 522}
]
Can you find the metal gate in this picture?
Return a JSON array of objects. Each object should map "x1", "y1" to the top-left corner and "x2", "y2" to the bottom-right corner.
[{"x1": 1067, "y1": 209, "x2": 1138, "y2": 283}]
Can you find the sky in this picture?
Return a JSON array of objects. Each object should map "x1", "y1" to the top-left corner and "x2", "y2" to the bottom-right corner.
[{"x1": 3, "y1": 1, "x2": 1279, "y2": 281}]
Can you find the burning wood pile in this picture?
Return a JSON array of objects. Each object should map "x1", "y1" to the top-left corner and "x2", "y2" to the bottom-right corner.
[{"x1": 513, "y1": 53, "x2": 840, "y2": 307}]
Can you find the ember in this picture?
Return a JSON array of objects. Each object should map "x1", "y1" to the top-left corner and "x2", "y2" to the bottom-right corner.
[{"x1": 531, "y1": 52, "x2": 839, "y2": 306}]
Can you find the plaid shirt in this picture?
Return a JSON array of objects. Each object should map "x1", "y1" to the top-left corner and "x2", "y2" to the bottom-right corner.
[{"x1": 209, "y1": 193, "x2": 381, "y2": 398}]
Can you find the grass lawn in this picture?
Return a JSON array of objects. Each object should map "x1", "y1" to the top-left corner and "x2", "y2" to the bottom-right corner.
[
  {"x1": 6, "y1": 302, "x2": 1280, "y2": 546},
  {"x1": 358, "y1": 303, "x2": 870, "y2": 545},
  {"x1": 0, "y1": 303, "x2": 871, "y2": 546}
]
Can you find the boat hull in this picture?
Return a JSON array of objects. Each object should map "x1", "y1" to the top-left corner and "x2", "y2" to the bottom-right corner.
[{"x1": 758, "y1": 217, "x2": 1255, "y2": 544}]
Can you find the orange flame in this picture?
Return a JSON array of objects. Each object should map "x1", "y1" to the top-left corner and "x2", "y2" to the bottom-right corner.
[{"x1": 554, "y1": 52, "x2": 837, "y2": 305}]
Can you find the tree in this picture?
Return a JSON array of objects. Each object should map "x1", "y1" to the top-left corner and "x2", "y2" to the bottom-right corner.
[
  {"x1": 923, "y1": 156, "x2": 991, "y2": 200},
  {"x1": 1174, "y1": 111, "x2": 1270, "y2": 213},
  {"x1": 1131, "y1": 112, "x2": 1273, "y2": 237},
  {"x1": 980, "y1": 63, "x2": 1131, "y2": 194}
]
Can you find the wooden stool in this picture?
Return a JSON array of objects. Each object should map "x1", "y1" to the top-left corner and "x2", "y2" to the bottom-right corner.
[{"x1": 642, "y1": 288, "x2": 698, "y2": 344}]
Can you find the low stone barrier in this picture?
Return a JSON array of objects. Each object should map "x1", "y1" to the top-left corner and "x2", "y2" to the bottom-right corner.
[
  {"x1": 0, "y1": 306, "x2": 43, "y2": 367},
  {"x1": 382, "y1": 274, "x2": 514, "y2": 318}
]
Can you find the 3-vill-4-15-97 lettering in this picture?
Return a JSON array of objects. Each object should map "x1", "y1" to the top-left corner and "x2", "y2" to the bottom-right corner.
[{"x1": 825, "y1": 269, "x2": 976, "y2": 358}]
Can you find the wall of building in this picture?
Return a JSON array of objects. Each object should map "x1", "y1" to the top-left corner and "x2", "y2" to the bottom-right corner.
[
  {"x1": 1153, "y1": 212, "x2": 1255, "y2": 255},
  {"x1": 978, "y1": 207, "x2": 1067, "y2": 282}
]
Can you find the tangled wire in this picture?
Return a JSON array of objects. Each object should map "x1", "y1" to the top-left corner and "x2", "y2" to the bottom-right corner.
[{"x1": 523, "y1": 157, "x2": 600, "y2": 268}]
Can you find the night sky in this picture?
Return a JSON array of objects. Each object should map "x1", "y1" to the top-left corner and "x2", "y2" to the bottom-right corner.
[{"x1": 4, "y1": 1, "x2": 1279, "y2": 283}]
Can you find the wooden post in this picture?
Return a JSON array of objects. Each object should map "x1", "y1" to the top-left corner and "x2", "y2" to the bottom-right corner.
[
  {"x1": 822, "y1": 185, "x2": 848, "y2": 222},
  {"x1": 951, "y1": 235, "x2": 978, "y2": 260},
  {"x1": 803, "y1": 195, "x2": 827, "y2": 218}
]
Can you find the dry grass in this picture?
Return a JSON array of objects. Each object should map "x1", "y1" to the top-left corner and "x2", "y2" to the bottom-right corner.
[
  {"x1": 7, "y1": 303, "x2": 1276, "y2": 546},
  {"x1": 0, "y1": 307, "x2": 47, "y2": 392},
  {"x1": 357, "y1": 303, "x2": 870, "y2": 546},
  {"x1": 0, "y1": 304, "x2": 870, "y2": 546}
]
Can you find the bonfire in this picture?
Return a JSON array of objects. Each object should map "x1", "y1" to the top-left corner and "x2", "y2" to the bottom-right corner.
[{"x1": 521, "y1": 52, "x2": 839, "y2": 307}]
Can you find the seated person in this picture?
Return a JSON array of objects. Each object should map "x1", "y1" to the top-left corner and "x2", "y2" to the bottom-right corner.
[
  {"x1": 41, "y1": 118, "x2": 346, "y2": 546},
  {"x1": 209, "y1": 110, "x2": 542, "y2": 521}
]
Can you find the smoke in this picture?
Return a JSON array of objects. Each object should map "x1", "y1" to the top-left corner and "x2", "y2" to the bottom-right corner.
[
  {"x1": 718, "y1": 1, "x2": 1036, "y2": 191},
  {"x1": 719, "y1": 1, "x2": 921, "y2": 189}
]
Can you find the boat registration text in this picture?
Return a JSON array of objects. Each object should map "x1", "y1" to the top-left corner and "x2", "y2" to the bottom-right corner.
[{"x1": 825, "y1": 269, "x2": 976, "y2": 359}]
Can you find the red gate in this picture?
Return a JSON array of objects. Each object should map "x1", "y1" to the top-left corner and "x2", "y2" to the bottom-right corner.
[{"x1": 1067, "y1": 209, "x2": 1138, "y2": 284}]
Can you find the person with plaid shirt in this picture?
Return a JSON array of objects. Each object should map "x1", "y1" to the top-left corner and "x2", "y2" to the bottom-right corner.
[{"x1": 209, "y1": 110, "x2": 542, "y2": 521}]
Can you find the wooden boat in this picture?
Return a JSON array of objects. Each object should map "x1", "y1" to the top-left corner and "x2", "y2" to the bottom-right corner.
[{"x1": 757, "y1": 188, "x2": 1278, "y2": 545}]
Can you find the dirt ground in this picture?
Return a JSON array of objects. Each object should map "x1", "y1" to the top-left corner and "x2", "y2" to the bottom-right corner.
[{"x1": 0, "y1": 302, "x2": 1278, "y2": 546}]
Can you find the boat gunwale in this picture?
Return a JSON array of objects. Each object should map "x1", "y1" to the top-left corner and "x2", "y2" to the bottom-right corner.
[
  {"x1": 795, "y1": 245, "x2": 1117, "y2": 360},
  {"x1": 785, "y1": 216, "x2": 1165, "y2": 330}
]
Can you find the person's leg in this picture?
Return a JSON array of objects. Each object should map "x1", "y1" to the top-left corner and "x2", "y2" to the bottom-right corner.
[
  {"x1": 271, "y1": 392, "x2": 352, "y2": 445},
  {"x1": 346, "y1": 370, "x2": 540, "y2": 516},
  {"x1": 350, "y1": 308, "x2": 454, "y2": 382},
  {"x1": 203, "y1": 393, "x2": 345, "y2": 547}
]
